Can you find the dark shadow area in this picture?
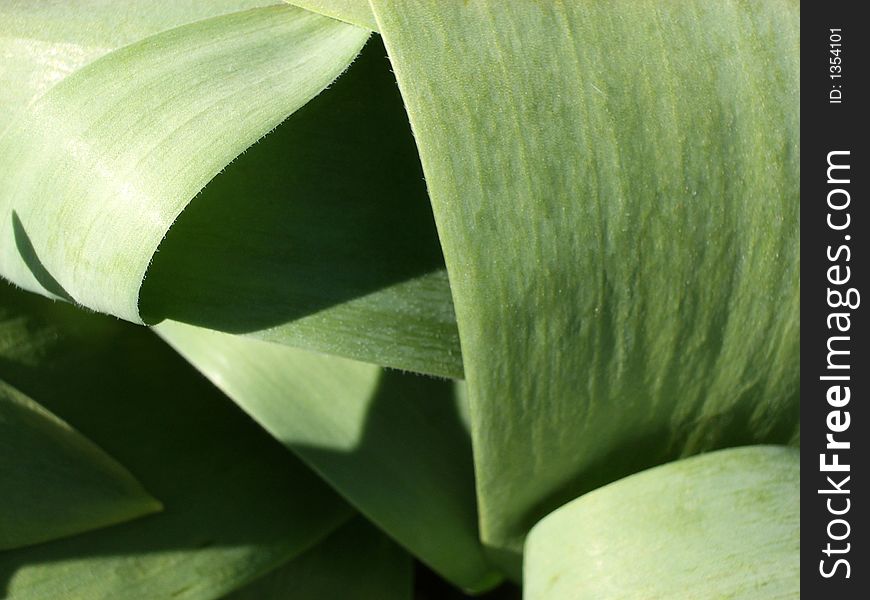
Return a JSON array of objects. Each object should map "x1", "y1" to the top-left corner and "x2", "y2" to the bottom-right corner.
[
  {"x1": 293, "y1": 370, "x2": 489, "y2": 591},
  {"x1": 0, "y1": 282, "x2": 348, "y2": 597},
  {"x1": 11, "y1": 212, "x2": 73, "y2": 302},
  {"x1": 139, "y1": 37, "x2": 451, "y2": 335},
  {"x1": 0, "y1": 281, "x2": 483, "y2": 597},
  {"x1": 224, "y1": 516, "x2": 413, "y2": 599},
  {"x1": 414, "y1": 560, "x2": 520, "y2": 600}
]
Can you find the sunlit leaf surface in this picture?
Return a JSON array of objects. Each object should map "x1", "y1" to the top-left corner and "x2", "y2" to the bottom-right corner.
[
  {"x1": 285, "y1": 0, "x2": 377, "y2": 30},
  {"x1": 0, "y1": 4, "x2": 367, "y2": 322},
  {"x1": 0, "y1": 0, "x2": 801, "y2": 596},
  {"x1": 524, "y1": 446, "x2": 800, "y2": 599},
  {"x1": 371, "y1": 0, "x2": 800, "y2": 570}
]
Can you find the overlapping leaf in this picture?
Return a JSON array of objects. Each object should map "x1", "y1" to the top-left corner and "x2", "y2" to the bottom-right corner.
[
  {"x1": 140, "y1": 39, "x2": 462, "y2": 378},
  {"x1": 0, "y1": 284, "x2": 351, "y2": 599},
  {"x1": 285, "y1": 1, "x2": 377, "y2": 31},
  {"x1": 371, "y1": 0, "x2": 800, "y2": 571},
  {"x1": 0, "y1": 4, "x2": 368, "y2": 321},
  {"x1": 0, "y1": 380, "x2": 159, "y2": 551},
  {"x1": 524, "y1": 446, "x2": 800, "y2": 599},
  {"x1": 1, "y1": 1, "x2": 802, "y2": 597},
  {"x1": 2, "y1": 290, "x2": 162, "y2": 551},
  {"x1": 0, "y1": 0, "x2": 280, "y2": 136},
  {"x1": 1, "y1": 3, "x2": 463, "y2": 378},
  {"x1": 157, "y1": 320, "x2": 499, "y2": 591}
]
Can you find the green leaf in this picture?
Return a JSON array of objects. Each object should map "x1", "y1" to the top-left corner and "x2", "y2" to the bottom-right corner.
[
  {"x1": 140, "y1": 38, "x2": 462, "y2": 378},
  {"x1": 0, "y1": 283, "x2": 351, "y2": 599},
  {"x1": 371, "y1": 0, "x2": 800, "y2": 570},
  {"x1": 156, "y1": 320, "x2": 500, "y2": 592},
  {"x1": 524, "y1": 446, "x2": 799, "y2": 599},
  {"x1": 0, "y1": 4, "x2": 368, "y2": 322},
  {"x1": 0, "y1": 0, "x2": 280, "y2": 136},
  {"x1": 2, "y1": 6, "x2": 462, "y2": 378},
  {"x1": 225, "y1": 517, "x2": 412, "y2": 600},
  {"x1": 0, "y1": 380, "x2": 160, "y2": 551},
  {"x1": 284, "y1": 1, "x2": 378, "y2": 31}
]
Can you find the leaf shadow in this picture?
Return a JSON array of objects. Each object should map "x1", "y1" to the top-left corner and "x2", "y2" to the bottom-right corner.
[
  {"x1": 0, "y1": 282, "x2": 484, "y2": 597},
  {"x1": 0, "y1": 285, "x2": 347, "y2": 597},
  {"x1": 139, "y1": 37, "x2": 453, "y2": 338},
  {"x1": 10, "y1": 212, "x2": 73, "y2": 303},
  {"x1": 290, "y1": 371, "x2": 487, "y2": 590}
]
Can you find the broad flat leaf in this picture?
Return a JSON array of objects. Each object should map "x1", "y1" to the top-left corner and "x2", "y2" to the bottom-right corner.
[
  {"x1": 371, "y1": 0, "x2": 800, "y2": 570},
  {"x1": 284, "y1": 1, "x2": 377, "y2": 30},
  {"x1": 2, "y1": 6, "x2": 462, "y2": 378},
  {"x1": 0, "y1": 0, "x2": 278, "y2": 135},
  {"x1": 0, "y1": 283, "x2": 351, "y2": 599},
  {"x1": 157, "y1": 320, "x2": 500, "y2": 592},
  {"x1": 140, "y1": 38, "x2": 462, "y2": 378},
  {"x1": 524, "y1": 446, "x2": 799, "y2": 599},
  {"x1": 0, "y1": 380, "x2": 159, "y2": 551},
  {"x1": 225, "y1": 517, "x2": 412, "y2": 600},
  {"x1": 0, "y1": 5, "x2": 368, "y2": 321}
]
